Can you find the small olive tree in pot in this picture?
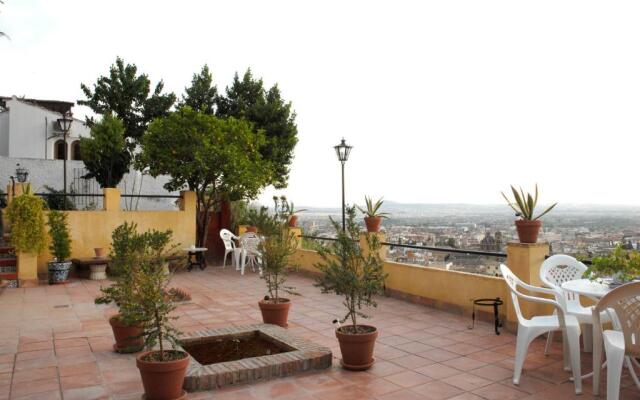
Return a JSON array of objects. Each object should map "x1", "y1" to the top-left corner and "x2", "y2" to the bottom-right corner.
[
  {"x1": 132, "y1": 251, "x2": 188, "y2": 400},
  {"x1": 47, "y1": 210, "x2": 72, "y2": 284},
  {"x1": 314, "y1": 206, "x2": 387, "y2": 370},
  {"x1": 257, "y1": 197, "x2": 299, "y2": 327}
]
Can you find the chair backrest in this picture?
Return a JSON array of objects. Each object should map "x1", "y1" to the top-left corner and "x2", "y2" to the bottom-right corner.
[
  {"x1": 501, "y1": 263, "x2": 566, "y2": 327},
  {"x1": 219, "y1": 229, "x2": 237, "y2": 250},
  {"x1": 594, "y1": 281, "x2": 640, "y2": 357},
  {"x1": 240, "y1": 232, "x2": 261, "y2": 254},
  {"x1": 540, "y1": 255, "x2": 587, "y2": 305}
]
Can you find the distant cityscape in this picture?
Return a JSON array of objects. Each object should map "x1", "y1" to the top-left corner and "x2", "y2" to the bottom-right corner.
[{"x1": 296, "y1": 202, "x2": 640, "y2": 277}]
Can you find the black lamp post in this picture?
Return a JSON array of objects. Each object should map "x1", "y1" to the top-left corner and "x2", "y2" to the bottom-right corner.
[
  {"x1": 57, "y1": 112, "x2": 73, "y2": 209},
  {"x1": 334, "y1": 138, "x2": 352, "y2": 231}
]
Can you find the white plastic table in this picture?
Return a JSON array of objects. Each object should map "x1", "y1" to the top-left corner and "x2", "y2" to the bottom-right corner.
[
  {"x1": 561, "y1": 279, "x2": 640, "y2": 391},
  {"x1": 561, "y1": 279, "x2": 611, "y2": 300}
]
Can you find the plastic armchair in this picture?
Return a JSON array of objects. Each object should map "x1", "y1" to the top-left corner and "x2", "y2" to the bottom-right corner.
[
  {"x1": 593, "y1": 281, "x2": 640, "y2": 400},
  {"x1": 540, "y1": 255, "x2": 603, "y2": 353},
  {"x1": 220, "y1": 229, "x2": 239, "y2": 269},
  {"x1": 501, "y1": 264, "x2": 583, "y2": 394},
  {"x1": 238, "y1": 232, "x2": 262, "y2": 275}
]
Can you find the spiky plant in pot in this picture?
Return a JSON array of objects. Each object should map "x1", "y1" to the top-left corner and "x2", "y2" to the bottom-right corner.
[{"x1": 501, "y1": 184, "x2": 557, "y2": 243}]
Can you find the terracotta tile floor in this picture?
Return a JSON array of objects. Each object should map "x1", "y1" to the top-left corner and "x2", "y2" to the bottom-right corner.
[{"x1": 0, "y1": 266, "x2": 638, "y2": 400}]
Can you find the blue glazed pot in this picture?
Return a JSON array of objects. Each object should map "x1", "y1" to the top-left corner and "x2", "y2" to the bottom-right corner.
[{"x1": 48, "y1": 261, "x2": 72, "y2": 284}]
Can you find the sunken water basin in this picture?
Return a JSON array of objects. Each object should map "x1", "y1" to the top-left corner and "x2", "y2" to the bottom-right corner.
[{"x1": 180, "y1": 324, "x2": 332, "y2": 391}]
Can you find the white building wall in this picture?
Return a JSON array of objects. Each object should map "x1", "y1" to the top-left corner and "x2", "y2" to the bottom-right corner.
[
  {"x1": 1, "y1": 98, "x2": 90, "y2": 160},
  {"x1": 0, "y1": 111, "x2": 8, "y2": 156}
]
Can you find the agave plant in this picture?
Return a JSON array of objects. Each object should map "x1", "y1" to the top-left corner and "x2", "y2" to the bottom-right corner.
[
  {"x1": 501, "y1": 184, "x2": 557, "y2": 221},
  {"x1": 357, "y1": 196, "x2": 389, "y2": 218}
]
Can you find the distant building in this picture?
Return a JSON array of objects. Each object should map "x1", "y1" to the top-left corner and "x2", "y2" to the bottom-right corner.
[{"x1": 0, "y1": 96, "x2": 90, "y2": 160}]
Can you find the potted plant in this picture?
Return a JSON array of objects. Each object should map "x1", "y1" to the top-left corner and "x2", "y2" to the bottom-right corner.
[
  {"x1": 96, "y1": 222, "x2": 145, "y2": 353},
  {"x1": 357, "y1": 196, "x2": 389, "y2": 233},
  {"x1": 586, "y1": 245, "x2": 640, "y2": 285},
  {"x1": 275, "y1": 196, "x2": 307, "y2": 228},
  {"x1": 315, "y1": 206, "x2": 387, "y2": 370},
  {"x1": 257, "y1": 197, "x2": 299, "y2": 327},
  {"x1": 47, "y1": 210, "x2": 72, "y2": 284},
  {"x1": 5, "y1": 189, "x2": 47, "y2": 255},
  {"x1": 501, "y1": 184, "x2": 557, "y2": 243},
  {"x1": 133, "y1": 251, "x2": 188, "y2": 400}
]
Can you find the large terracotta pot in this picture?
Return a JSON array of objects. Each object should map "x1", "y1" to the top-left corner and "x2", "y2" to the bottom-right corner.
[
  {"x1": 258, "y1": 298, "x2": 291, "y2": 328},
  {"x1": 136, "y1": 350, "x2": 189, "y2": 400},
  {"x1": 515, "y1": 220, "x2": 542, "y2": 243},
  {"x1": 364, "y1": 216, "x2": 382, "y2": 232},
  {"x1": 288, "y1": 215, "x2": 298, "y2": 227},
  {"x1": 94, "y1": 247, "x2": 107, "y2": 258},
  {"x1": 109, "y1": 315, "x2": 144, "y2": 353},
  {"x1": 246, "y1": 226, "x2": 258, "y2": 233},
  {"x1": 335, "y1": 325, "x2": 378, "y2": 370}
]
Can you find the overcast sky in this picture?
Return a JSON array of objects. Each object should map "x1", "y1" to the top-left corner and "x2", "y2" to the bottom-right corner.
[{"x1": 1, "y1": 1, "x2": 639, "y2": 207}]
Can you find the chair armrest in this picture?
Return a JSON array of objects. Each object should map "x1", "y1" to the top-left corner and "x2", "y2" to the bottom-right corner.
[{"x1": 516, "y1": 290, "x2": 566, "y2": 316}]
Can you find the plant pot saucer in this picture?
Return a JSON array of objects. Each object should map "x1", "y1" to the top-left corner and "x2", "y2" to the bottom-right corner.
[
  {"x1": 142, "y1": 391, "x2": 187, "y2": 400},
  {"x1": 340, "y1": 357, "x2": 375, "y2": 371}
]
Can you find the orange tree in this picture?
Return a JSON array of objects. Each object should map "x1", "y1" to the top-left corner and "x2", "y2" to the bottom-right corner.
[{"x1": 138, "y1": 107, "x2": 270, "y2": 247}]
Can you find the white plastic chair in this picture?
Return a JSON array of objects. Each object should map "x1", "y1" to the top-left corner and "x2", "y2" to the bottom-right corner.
[
  {"x1": 500, "y1": 264, "x2": 583, "y2": 394},
  {"x1": 238, "y1": 232, "x2": 262, "y2": 275},
  {"x1": 220, "y1": 229, "x2": 239, "y2": 269},
  {"x1": 540, "y1": 255, "x2": 602, "y2": 353},
  {"x1": 593, "y1": 281, "x2": 640, "y2": 400}
]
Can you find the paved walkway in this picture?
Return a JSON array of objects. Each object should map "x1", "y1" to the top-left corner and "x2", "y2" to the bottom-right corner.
[{"x1": 0, "y1": 267, "x2": 637, "y2": 399}]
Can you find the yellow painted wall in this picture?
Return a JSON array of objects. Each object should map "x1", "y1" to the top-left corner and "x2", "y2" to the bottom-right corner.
[
  {"x1": 35, "y1": 189, "x2": 197, "y2": 274},
  {"x1": 292, "y1": 248, "x2": 515, "y2": 325}
]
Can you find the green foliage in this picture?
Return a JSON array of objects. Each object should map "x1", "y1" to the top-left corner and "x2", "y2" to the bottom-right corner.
[
  {"x1": 274, "y1": 195, "x2": 306, "y2": 218},
  {"x1": 501, "y1": 184, "x2": 557, "y2": 220},
  {"x1": 96, "y1": 223, "x2": 178, "y2": 329},
  {"x1": 42, "y1": 185, "x2": 76, "y2": 210},
  {"x1": 259, "y1": 199, "x2": 299, "y2": 301},
  {"x1": 314, "y1": 207, "x2": 387, "y2": 331},
  {"x1": 138, "y1": 107, "x2": 271, "y2": 246},
  {"x1": 180, "y1": 65, "x2": 217, "y2": 114},
  {"x1": 47, "y1": 210, "x2": 71, "y2": 261},
  {"x1": 125, "y1": 254, "x2": 182, "y2": 361},
  {"x1": 216, "y1": 69, "x2": 298, "y2": 188},
  {"x1": 586, "y1": 245, "x2": 640, "y2": 283},
  {"x1": 357, "y1": 196, "x2": 389, "y2": 218},
  {"x1": 229, "y1": 200, "x2": 249, "y2": 233},
  {"x1": 108, "y1": 221, "x2": 175, "y2": 276},
  {"x1": 5, "y1": 191, "x2": 47, "y2": 253},
  {"x1": 79, "y1": 57, "x2": 176, "y2": 143},
  {"x1": 80, "y1": 114, "x2": 130, "y2": 188},
  {"x1": 244, "y1": 206, "x2": 273, "y2": 233}
]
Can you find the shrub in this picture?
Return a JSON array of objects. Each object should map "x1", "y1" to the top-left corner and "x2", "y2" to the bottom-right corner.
[
  {"x1": 5, "y1": 190, "x2": 47, "y2": 254},
  {"x1": 47, "y1": 210, "x2": 71, "y2": 261},
  {"x1": 314, "y1": 206, "x2": 387, "y2": 333}
]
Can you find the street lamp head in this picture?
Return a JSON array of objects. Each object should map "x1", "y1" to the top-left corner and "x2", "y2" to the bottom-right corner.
[
  {"x1": 57, "y1": 112, "x2": 73, "y2": 133},
  {"x1": 334, "y1": 138, "x2": 352, "y2": 163},
  {"x1": 15, "y1": 163, "x2": 29, "y2": 183}
]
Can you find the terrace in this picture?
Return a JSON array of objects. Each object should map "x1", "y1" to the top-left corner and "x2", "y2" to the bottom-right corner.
[{"x1": 1, "y1": 266, "x2": 638, "y2": 400}]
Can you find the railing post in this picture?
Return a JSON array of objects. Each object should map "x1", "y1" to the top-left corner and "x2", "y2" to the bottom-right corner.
[
  {"x1": 103, "y1": 188, "x2": 121, "y2": 211},
  {"x1": 288, "y1": 227, "x2": 303, "y2": 249},
  {"x1": 17, "y1": 252, "x2": 38, "y2": 287},
  {"x1": 360, "y1": 231, "x2": 388, "y2": 260},
  {"x1": 6, "y1": 182, "x2": 31, "y2": 205},
  {"x1": 179, "y1": 191, "x2": 197, "y2": 214}
]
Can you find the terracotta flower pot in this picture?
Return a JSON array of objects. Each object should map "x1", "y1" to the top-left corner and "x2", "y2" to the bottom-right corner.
[
  {"x1": 94, "y1": 247, "x2": 107, "y2": 258},
  {"x1": 109, "y1": 315, "x2": 144, "y2": 353},
  {"x1": 288, "y1": 215, "x2": 298, "y2": 227},
  {"x1": 515, "y1": 220, "x2": 542, "y2": 243},
  {"x1": 364, "y1": 216, "x2": 382, "y2": 232},
  {"x1": 136, "y1": 350, "x2": 189, "y2": 400},
  {"x1": 258, "y1": 298, "x2": 291, "y2": 328},
  {"x1": 335, "y1": 325, "x2": 378, "y2": 370},
  {"x1": 246, "y1": 226, "x2": 258, "y2": 233}
]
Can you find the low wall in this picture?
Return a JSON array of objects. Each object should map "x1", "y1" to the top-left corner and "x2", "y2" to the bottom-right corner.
[
  {"x1": 5, "y1": 187, "x2": 196, "y2": 282},
  {"x1": 292, "y1": 248, "x2": 515, "y2": 327}
]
